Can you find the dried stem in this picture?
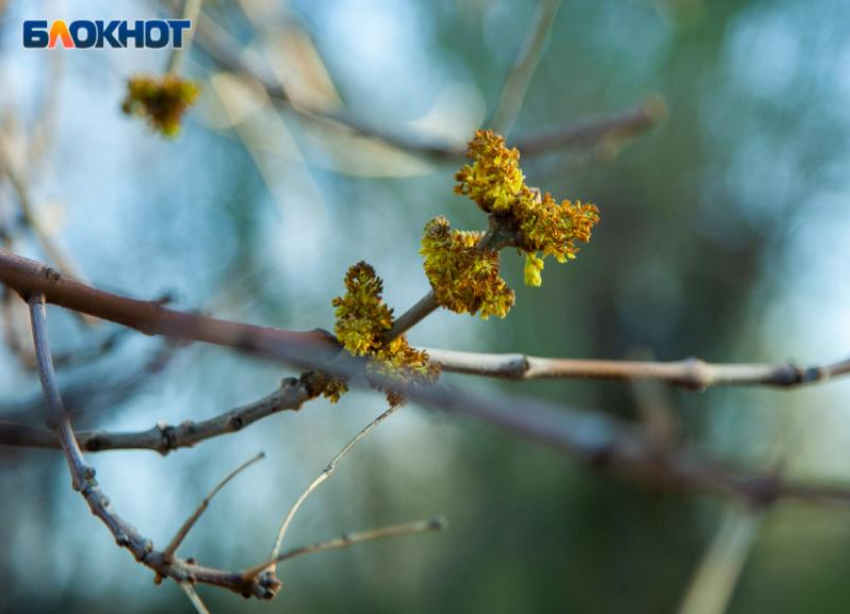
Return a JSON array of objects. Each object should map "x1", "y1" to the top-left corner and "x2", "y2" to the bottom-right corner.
[
  {"x1": 255, "y1": 404, "x2": 401, "y2": 579},
  {"x1": 427, "y1": 348, "x2": 850, "y2": 389},
  {"x1": 165, "y1": 451, "x2": 266, "y2": 557}
]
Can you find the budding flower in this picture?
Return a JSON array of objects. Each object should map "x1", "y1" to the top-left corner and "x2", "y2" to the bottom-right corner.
[
  {"x1": 330, "y1": 262, "x2": 440, "y2": 406},
  {"x1": 420, "y1": 216, "x2": 515, "y2": 319},
  {"x1": 434, "y1": 129, "x2": 600, "y2": 316},
  {"x1": 122, "y1": 75, "x2": 201, "y2": 137}
]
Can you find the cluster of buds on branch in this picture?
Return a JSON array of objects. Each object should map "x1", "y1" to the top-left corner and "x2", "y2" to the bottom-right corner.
[
  {"x1": 323, "y1": 130, "x2": 600, "y2": 404},
  {"x1": 121, "y1": 75, "x2": 200, "y2": 137}
]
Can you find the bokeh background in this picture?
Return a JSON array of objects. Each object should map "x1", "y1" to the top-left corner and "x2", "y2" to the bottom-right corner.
[{"x1": 2, "y1": 0, "x2": 850, "y2": 612}]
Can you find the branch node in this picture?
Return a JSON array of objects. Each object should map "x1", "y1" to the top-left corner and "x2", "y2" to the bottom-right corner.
[{"x1": 43, "y1": 266, "x2": 61, "y2": 283}]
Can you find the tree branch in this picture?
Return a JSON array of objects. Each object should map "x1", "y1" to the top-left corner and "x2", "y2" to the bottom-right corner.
[
  {"x1": 9, "y1": 249, "x2": 850, "y2": 511},
  {"x1": 427, "y1": 348, "x2": 850, "y2": 390},
  {"x1": 28, "y1": 292, "x2": 286, "y2": 599},
  {"x1": 0, "y1": 374, "x2": 313, "y2": 453},
  {"x1": 0, "y1": 247, "x2": 340, "y2": 369},
  {"x1": 187, "y1": 6, "x2": 664, "y2": 161}
]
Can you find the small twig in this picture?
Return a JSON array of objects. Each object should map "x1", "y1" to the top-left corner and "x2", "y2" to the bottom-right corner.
[
  {"x1": 386, "y1": 225, "x2": 513, "y2": 342},
  {"x1": 249, "y1": 517, "x2": 446, "y2": 571},
  {"x1": 184, "y1": 5, "x2": 662, "y2": 161},
  {"x1": 426, "y1": 348, "x2": 850, "y2": 390},
  {"x1": 180, "y1": 582, "x2": 212, "y2": 614},
  {"x1": 0, "y1": 136, "x2": 96, "y2": 326},
  {"x1": 27, "y1": 292, "x2": 286, "y2": 600},
  {"x1": 675, "y1": 506, "x2": 764, "y2": 614},
  {"x1": 167, "y1": 0, "x2": 204, "y2": 75},
  {"x1": 247, "y1": 403, "x2": 401, "y2": 581},
  {"x1": 165, "y1": 451, "x2": 265, "y2": 557},
  {"x1": 0, "y1": 375, "x2": 311, "y2": 453},
  {"x1": 489, "y1": 0, "x2": 563, "y2": 135},
  {"x1": 385, "y1": 292, "x2": 438, "y2": 342},
  {"x1": 512, "y1": 96, "x2": 668, "y2": 157}
]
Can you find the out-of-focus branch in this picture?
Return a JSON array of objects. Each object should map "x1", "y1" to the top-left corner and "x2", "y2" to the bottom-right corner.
[
  {"x1": 489, "y1": 0, "x2": 563, "y2": 135},
  {"x1": 511, "y1": 95, "x2": 667, "y2": 157},
  {"x1": 0, "y1": 134, "x2": 95, "y2": 327},
  {"x1": 188, "y1": 8, "x2": 664, "y2": 161},
  {"x1": 427, "y1": 348, "x2": 850, "y2": 390},
  {"x1": 674, "y1": 506, "x2": 763, "y2": 614},
  {"x1": 167, "y1": 0, "x2": 205, "y2": 75}
]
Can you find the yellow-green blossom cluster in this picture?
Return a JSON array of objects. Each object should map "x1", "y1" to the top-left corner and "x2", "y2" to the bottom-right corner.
[
  {"x1": 454, "y1": 129, "x2": 525, "y2": 213},
  {"x1": 422, "y1": 130, "x2": 599, "y2": 316},
  {"x1": 420, "y1": 217, "x2": 515, "y2": 319},
  {"x1": 329, "y1": 261, "x2": 440, "y2": 405},
  {"x1": 121, "y1": 75, "x2": 200, "y2": 137}
]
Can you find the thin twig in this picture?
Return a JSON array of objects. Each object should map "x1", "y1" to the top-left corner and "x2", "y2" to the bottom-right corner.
[
  {"x1": 489, "y1": 0, "x2": 563, "y2": 135},
  {"x1": 185, "y1": 6, "x2": 663, "y2": 161},
  {"x1": 0, "y1": 375, "x2": 312, "y2": 453},
  {"x1": 27, "y1": 292, "x2": 286, "y2": 600},
  {"x1": 253, "y1": 517, "x2": 446, "y2": 570},
  {"x1": 165, "y1": 451, "x2": 266, "y2": 557},
  {"x1": 180, "y1": 582, "x2": 212, "y2": 614},
  {"x1": 675, "y1": 506, "x2": 764, "y2": 614},
  {"x1": 0, "y1": 136, "x2": 96, "y2": 326},
  {"x1": 385, "y1": 292, "x2": 438, "y2": 342},
  {"x1": 426, "y1": 348, "x2": 850, "y2": 390},
  {"x1": 167, "y1": 0, "x2": 205, "y2": 75},
  {"x1": 253, "y1": 404, "x2": 401, "y2": 579}
]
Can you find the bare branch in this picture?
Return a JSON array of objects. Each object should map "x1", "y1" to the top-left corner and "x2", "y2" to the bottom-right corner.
[
  {"x1": 165, "y1": 451, "x2": 266, "y2": 557},
  {"x1": 167, "y1": 0, "x2": 205, "y2": 75},
  {"x1": 180, "y1": 583, "x2": 212, "y2": 614},
  {"x1": 27, "y1": 292, "x2": 285, "y2": 600},
  {"x1": 427, "y1": 348, "x2": 850, "y2": 390},
  {"x1": 254, "y1": 404, "x2": 401, "y2": 580},
  {"x1": 0, "y1": 134, "x2": 96, "y2": 326},
  {"x1": 0, "y1": 375, "x2": 312, "y2": 453},
  {"x1": 10, "y1": 249, "x2": 850, "y2": 511},
  {"x1": 256, "y1": 517, "x2": 446, "y2": 569},
  {"x1": 675, "y1": 506, "x2": 763, "y2": 614},
  {"x1": 489, "y1": 0, "x2": 563, "y2": 135},
  {"x1": 0, "y1": 247, "x2": 341, "y2": 369},
  {"x1": 186, "y1": 6, "x2": 663, "y2": 161}
]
